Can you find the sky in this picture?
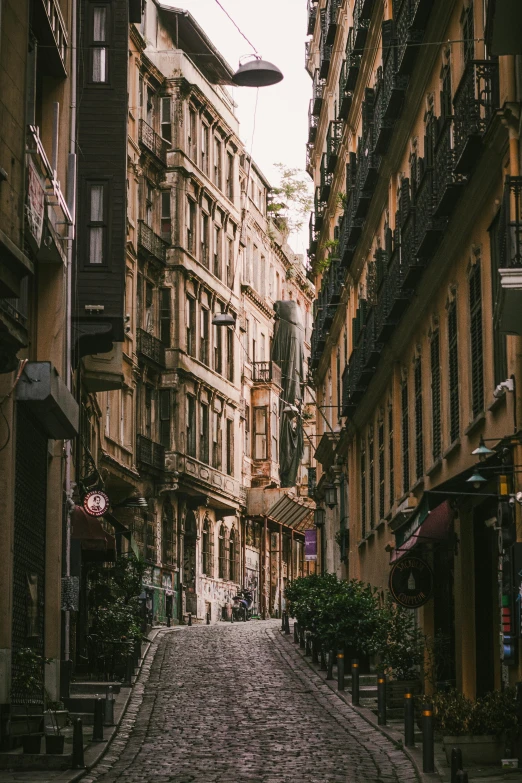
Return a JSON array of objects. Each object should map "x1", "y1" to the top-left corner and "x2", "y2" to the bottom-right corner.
[{"x1": 168, "y1": 0, "x2": 312, "y2": 254}]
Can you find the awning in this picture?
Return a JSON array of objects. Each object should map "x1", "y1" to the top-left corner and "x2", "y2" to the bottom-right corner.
[
  {"x1": 267, "y1": 492, "x2": 314, "y2": 532},
  {"x1": 71, "y1": 505, "x2": 116, "y2": 562},
  {"x1": 390, "y1": 500, "x2": 454, "y2": 564}
]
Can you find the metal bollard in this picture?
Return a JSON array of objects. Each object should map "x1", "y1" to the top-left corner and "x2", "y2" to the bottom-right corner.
[
  {"x1": 404, "y1": 692, "x2": 415, "y2": 747},
  {"x1": 312, "y1": 638, "x2": 319, "y2": 665},
  {"x1": 299, "y1": 626, "x2": 306, "y2": 649},
  {"x1": 187, "y1": 612, "x2": 192, "y2": 626},
  {"x1": 326, "y1": 650, "x2": 334, "y2": 680},
  {"x1": 351, "y1": 659, "x2": 360, "y2": 706},
  {"x1": 456, "y1": 772, "x2": 469, "y2": 783},
  {"x1": 206, "y1": 612, "x2": 210, "y2": 625},
  {"x1": 305, "y1": 633, "x2": 312, "y2": 657},
  {"x1": 294, "y1": 622, "x2": 299, "y2": 643},
  {"x1": 422, "y1": 705, "x2": 435, "y2": 773},
  {"x1": 337, "y1": 651, "x2": 345, "y2": 691},
  {"x1": 72, "y1": 717, "x2": 85, "y2": 769},
  {"x1": 320, "y1": 647, "x2": 327, "y2": 671},
  {"x1": 125, "y1": 652, "x2": 134, "y2": 685},
  {"x1": 450, "y1": 747, "x2": 463, "y2": 783},
  {"x1": 284, "y1": 613, "x2": 291, "y2": 634},
  {"x1": 104, "y1": 686, "x2": 114, "y2": 726},
  {"x1": 92, "y1": 697, "x2": 105, "y2": 742},
  {"x1": 377, "y1": 673, "x2": 386, "y2": 725},
  {"x1": 167, "y1": 615, "x2": 171, "y2": 627},
  {"x1": 281, "y1": 610, "x2": 286, "y2": 631}
]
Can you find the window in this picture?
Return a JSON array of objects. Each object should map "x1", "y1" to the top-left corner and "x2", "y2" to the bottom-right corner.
[
  {"x1": 440, "y1": 61, "x2": 452, "y2": 123},
  {"x1": 144, "y1": 386, "x2": 153, "y2": 439},
  {"x1": 90, "y1": 5, "x2": 108, "y2": 83},
  {"x1": 201, "y1": 212, "x2": 210, "y2": 267},
  {"x1": 188, "y1": 107, "x2": 197, "y2": 161},
  {"x1": 213, "y1": 136, "x2": 222, "y2": 189},
  {"x1": 369, "y1": 428, "x2": 375, "y2": 528},
  {"x1": 145, "y1": 281, "x2": 153, "y2": 332},
  {"x1": 186, "y1": 395, "x2": 196, "y2": 457},
  {"x1": 226, "y1": 328, "x2": 234, "y2": 383},
  {"x1": 201, "y1": 123, "x2": 210, "y2": 175},
  {"x1": 388, "y1": 402, "x2": 394, "y2": 507},
  {"x1": 360, "y1": 443, "x2": 366, "y2": 539},
  {"x1": 260, "y1": 255, "x2": 266, "y2": 297},
  {"x1": 226, "y1": 419, "x2": 234, "y2": 476},
  {"x1": 213, "y1": 224, "x2": 221, "y2": 278},
  {"x1": 448, "y1": 299, "x2": 460, "y2": 442},
  {"x1": 245, "y1": 404, "x2": 251, "y2": 457},
  {"x1": 160, "y1": 97, "x2": 171, "y2": 143},
  {"x1": 414, "y1": 357, "x2": 424, "y2": 479},
  {"x1": 159, "y1": 389, "x2": 170, "y2": 448},
  {"x1": 269, "y1": 264, "x2": 274, "y2": 299},
  {"x1": 162, "y1": 498, "x2": 175, "y2": 566},
  {"x1": 378, "y1": 419, "x2": 385, "y2": 521},
  {"x1": 145, "y1": 181, "x2": 153, "y2": 226},
  {"x1": 202, "y1": 518, "x2": 213, "y2": 576},
  {"x1": 490, "y1": 213, "x2": 508, "y2": 385},
  {"x1": 87, "y1": 183, "x2": 106, "y2": 263},
  {"x1": 337, "y1": 349, "x2": 341, "y2": 420},
  {"x1": 401, "y1": 378, "x2": 410, "y2": 493},
  {"x1": 469, "y1": 263, "x2": 484, "y2": 418},
  {"x1": 226, "y1": 152, "x2": 234, "y2": 200},
  {"x1": 271, "y1": 403, "x2": 278, "y2": 462},
  {"x1": 214, "y1": 319, "x2": 223, "y2": 374},
  {"x1": 200, "y1": 306, "x2": 209, "y2": 364},
  {"x1": 186, "y1": 198, "x2": 196, "y2": 254},
  {"x1": 212, "y1": 410, "x2": 221, "y2": 470},
  {"x1": 254, "y1": 407, "x2": 267, "y2": 460},
  {"x1": 226, "y1": 237, "x2": 234, "y2": 288},
  {"x1": 186, "y1": 296, "x2": 196, "y2": 356},
  {"x1": 200, "y1": 402, "x2": 209, "y2": 464},
  {"x1": 229, "y1": 528, "x2": 237, "y2": 582},
  {"x1": 430, "y1": 331, "x2": 441, "y2": 462},
  {"x1": 218, "y1": 524, "x2": 227, "y2": 579},
  {"x1": 146, "y1": 87, "x2": 154, "y2": 125},
  {"x1": 145, "y1": 515, "x2": 156, "y2": 563},
  {"x1": 160, "y1": 288, "x2": 171, "y2": 346},
  {"x1": 462, "y1": 3, "x2": 474, "y2": 65},
  {"x1": 245, "y1": 238, "x2": 253, "y2": 284},
  {"x1": 161, "y1": 191, "x2": 171, "y2": 241}
]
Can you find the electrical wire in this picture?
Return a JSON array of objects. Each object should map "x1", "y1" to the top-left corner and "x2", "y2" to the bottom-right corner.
[{"x1": 213, "y1": 0, "x2": 259, "y2": 56}]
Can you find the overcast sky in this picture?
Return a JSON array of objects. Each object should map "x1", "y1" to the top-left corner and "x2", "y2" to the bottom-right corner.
[{"x1": 169, "y1": 0, "x2": 311, "y2": 253}]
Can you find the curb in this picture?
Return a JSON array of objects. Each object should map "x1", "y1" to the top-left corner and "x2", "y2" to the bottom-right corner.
[{"x1": 275, "y1": 628, "x2": 441, "y2": 783}]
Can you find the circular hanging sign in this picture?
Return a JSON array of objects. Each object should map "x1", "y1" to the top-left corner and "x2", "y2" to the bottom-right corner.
[
  {"x1": 389, "y1": 556, "x2": 433, "y2": 609},
  {"x1": 83, "y1": 490, "x2": 110, "y2": 517}
]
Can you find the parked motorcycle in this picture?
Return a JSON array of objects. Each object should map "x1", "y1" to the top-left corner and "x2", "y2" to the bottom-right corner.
[{"x1": 231, "y1": 588, "x2": 253, "y2": 622}]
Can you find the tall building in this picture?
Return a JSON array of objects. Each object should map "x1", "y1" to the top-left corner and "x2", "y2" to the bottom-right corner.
[{"x1": 307, "y1": 0, "x2": 522, "y2": 695}]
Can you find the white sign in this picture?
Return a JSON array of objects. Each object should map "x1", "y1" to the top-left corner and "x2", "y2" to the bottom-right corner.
[
  {"x1": 83, "y1": 490, "x2": 110, "y2": 517},
  {"x1": 26, "y1": 158, "x2": 45, "y2": 247}
]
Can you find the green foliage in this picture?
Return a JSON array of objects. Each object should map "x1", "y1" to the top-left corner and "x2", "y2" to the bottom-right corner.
[
  {"x1": 419, "y1": 688, "x2": 517, "y2": 737},
  {"x1": 270, "y1": 164, "x2": 313, "y2": 235},
  {"x1": 376, "y1": 600, "x2": 425, "y2": 680},
  {"x1": 337, "y1": 192, "x2": 347, "y2": 209},
  {"x1": 12, "y1": 648, "x2": 50, "y2": 697},
  {"x1": 91, "y1": 597, "x2": 142, "y2": 645},
  {"x1": 87, "y1": 554, "x2": 146, "y2": 645}
]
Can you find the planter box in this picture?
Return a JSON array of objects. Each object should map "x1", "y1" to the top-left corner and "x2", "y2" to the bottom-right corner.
[
  {"x1": 443, "y1": 735, "x2": 505, "y2": 766},
  {"x1": 44, "y1": 710, "x2": 68, "y2": 731}
]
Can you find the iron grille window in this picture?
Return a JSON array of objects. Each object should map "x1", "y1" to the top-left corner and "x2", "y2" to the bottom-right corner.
[
  {"x1": 160, "y1": 288, "x2": 171, "y2": 346},
  {"x1": 378, "y1": 420, "x2": 385, "y2": 521},
  {"x1": 226, "y1": 419, "x2": 234, "y2": 476},
  {"x1": 490, "y1": 212, "x2": 508, "y2": 385},
  {"x1": 462, "y1": 3, "x2": 474, "y2": 65},
  {"x1": 440, "y1": 62, "x2": 452, "y2": 123},
  {"x1": 360, "y1": 444, "x2": 366, "y2": 539},
  {"x1": 388, "y1": 402, "x2": 394, "y2": 508},
  {"x1": 186, "y1": 395, "x2": 196, "y2": 457},
  {"x1": 414, "y1": 357, "x2": 424, "y2": 479},
  {"x1": 229, "y1": 528, "x2": 238, "y2": 582},
  {"x1": 212, "y1": 410, "x2": 222, "y2": 470},
  {"x1": 218, "y1": 524, "x2": 227, "y2": 579},
  {"x1": 469, "y1": 263, "x2": 484, "y2": 418},
  {"x1": 202, "y1": 519, "x2": 211, "y2": 575},
  {"x1": 369, "y1": 429, "x2": 375, "y2": 529},
  {"x1": 200, "y1": 402, "x2": 209, "y2": 464},
  {"x1": 186, "y1": 296, "x2": 196, "y2": 356},
  {"x1": 159, "y1": 389, "x2": 170, "y2": 448},
  {"x1": 401, "y1": 380, "x2": 410, "y2": 494},
  {"x1": 161, "y1": 498, "x2": 175, "y2": 566},
  {"x1": 431, "y1": 331, "x2": 441, "y2": 462},
  {"x1": 448, "y1": 300, "x2": 460, "y2": 442}
]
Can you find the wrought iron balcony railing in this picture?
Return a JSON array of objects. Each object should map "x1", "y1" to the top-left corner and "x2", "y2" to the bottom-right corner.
[
  {"x1": 312, "y1": 69, "x2": 326, "y2": 116},
  {"x1": 320, "y1": 153, "x2": 333, "y2": 202},
  {"x1": 414, "y1": 165, "x2": 447, "y2": 260},
  {"x1": 308, "y1": 100, "x2": 319, "y2": 144},
  {"x1": 338, "y1": 60, "x2": 354, "y2": 121},
  {"x1": 432, "y1": 117, "x2": 467, "y2": 217},
  {"x1": 381, "y1": 31, "x2": 409, "y2": 121},
  {"x1": 374, "y1": 243, "x2": 411, "y2": 344},
  {"x1": 499, "y1": 176, "x2": 522, "y2": 270},
  {"x1": 339, "y1": 194, "x2": 364, "y2": 270},
  {"x1": 252, "y1": 361, "x2": 282, "y2": 385},
  {"x1": 373, "y1": 67, "x2": 394, "y2": 155},
  {"x1": 139, "y1": 119, "x2": 168, "y2": 165},
  {"x1": 319, "y1": 35, "x2": 332, "y2": 79},
  {"x1": 326, "y1": 0, "x2": 342, "y2": 43},
  {"x1": 137, "y1": 327, "x2": 167, "y2": 367},
  {"x1": 326, "y1": 121, "x2": 343, "y2": 173},
  {"x1": 314, "y1": 187, "x2": 327, "y2": 232},
  {"x1": 345, "y1": 29, "x2": 362, "y2": 92},
  {"x1": 309, "y1": 213, "x2": 319, "y2": 256},
  {"x1": 453, "y1": 60, "x2": 500, "y2": 175},
  {"x1": 353, "y1": 0, "x2": 372, "y2": 49},
  {"x1": 137, "y1": 434, "x2": 166, "y2": 472},
  {"x1": 307, "y1": 0, "x2": 318, "y2": 35},
  {"x1": 138, "y1": 221, "x2": 168, "y2": 265},
  {"x1": 354, "y1": 126, "x2": 380, "y2": 218},
  {"x1": 393, "y1": 0, "x2": 431, "y2": 76}
]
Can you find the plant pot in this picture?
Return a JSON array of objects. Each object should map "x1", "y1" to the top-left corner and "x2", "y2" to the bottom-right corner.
[
  {"x1": 21, "y1": 734, "x2": 42, "y2": 753},
  {"x1": 386, "y1": 678, "x2": 422, "y2": 710},
  {"x1": 443, "y1": 735, "x2": 505, "y2": 766},
  {"x1": 45, "y1": 734, "x2": 65, "y2": 754}
]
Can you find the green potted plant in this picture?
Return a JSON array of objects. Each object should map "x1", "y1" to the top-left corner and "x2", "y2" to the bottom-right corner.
[
  {"x1": 376, "y1": 600, "x2": 425, "y2": 709},
  {"x1": 43, "y1": 693, "x2": 66, "y2": 754},
  {"x1": 12, "y1": 647, "x2": 49, "y2": 753}
]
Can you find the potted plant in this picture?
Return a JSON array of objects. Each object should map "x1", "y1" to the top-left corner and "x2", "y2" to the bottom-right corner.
[
  {"x1": 12, "y1": 647, "x2": 49, "y2": 753},
  {"x1": 44, "y1": 693, "x2": 66, "y2": 754},
  {"x1": 376, "y1": 601, "x2": 425, "y2": 709}
]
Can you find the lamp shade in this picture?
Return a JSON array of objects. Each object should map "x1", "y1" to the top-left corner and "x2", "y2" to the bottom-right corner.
[
  {"x1": 231, "y1": 58, "x2": 284, "y2": 87},
  {"x1": 314, "y1": 507, "x2": 326, "y2": 527},
  {"x1": 471, "y1": 437, "x2": 495, "y2": 461},
  {"x1": 467, "y1": 471, "x2": 487, "y2": 489},
  {"x1": 324, "y1": 483, "x2": 337, "y2": 509},
  {"x1": 212, "y1": 312, "x2": 236, "y2": 327}
]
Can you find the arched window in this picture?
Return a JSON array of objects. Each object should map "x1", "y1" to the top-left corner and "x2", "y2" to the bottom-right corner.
[
  {"x1": 218, "y1": 523, "x2": 226, "y2": 579},
  {"x1": 202, "y1": 517, "x2": 213, "y2": 576},
  {"x1": 162, "y1": 497, "x2": 175, "y2": 566},
  {"x1": 229, "y1": 527, "x2": 236, "y2": 582}
]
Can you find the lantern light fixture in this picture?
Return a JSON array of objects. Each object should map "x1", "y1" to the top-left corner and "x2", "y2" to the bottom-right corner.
[
  {"x1": 324, "y1": 483, "x2": 337, "y2": 509},
  {"x1": 472, "y1": 436, "x2": 495, "y2": 462},
  {"x1": 212, "y1": 312, "x2": 236, "y2": 327},
  {"x1": 314, "y1": 507, "x2": 326, "y2": 527},
  {"x1": 467, "y1": 471, "x2": 487, "y2": 490}
]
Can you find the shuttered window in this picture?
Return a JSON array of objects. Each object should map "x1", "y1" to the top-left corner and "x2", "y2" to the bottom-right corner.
[
  {"x1": 414, "y1": 357, "x2": 424, "y2": 479},
  {"x1": 378, "y1": 420, "x2": 385, "y2": 521},
  {"x1": 360, "y1": 444, "x2": 366, "y2": 539},
  {"x1": 469, "y1": 263, "x2": 484, "y2": 418},
  {"x1": 401, "y1": 380, "x2": 410, "y2": 493},
  {"x1": 388, "y1": 402, "x2": 394, "y2": 507},
  {"x1": 490, "y1": 213, "x2": 508, "y2": 386},
  {"x1": 369, "y1": 428, "x2": 375, "y2": 529},
  {"x1": 448, "y1": 300, "x2": 460, "y2": 442},
  {"x1": 430, "y1": 331, "x2": 441, "y2": 462}
]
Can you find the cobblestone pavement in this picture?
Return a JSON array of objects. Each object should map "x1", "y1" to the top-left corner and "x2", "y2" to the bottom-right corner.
[{"x1": 84, "y1": 620, "x2": 418, "y2": 783}]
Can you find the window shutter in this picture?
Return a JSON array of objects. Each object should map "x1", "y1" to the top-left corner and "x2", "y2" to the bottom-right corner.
[
  {"x1": 360, "y1": 443, "x2": 366, "y2": 539},
  {"x1": 401, "y1": 379, "x2": 410, "y2": 493},
  {"x1": 430, "y1": 332, "x2": 441, "y2": 461},
  {"x1": 448, "y1": 300, "x2": 460, "y2": 442},
  {"x1": 469, "y1": 263, "x2": 484, "y2": 418},
  {"x1": 414, "y1": 357, "x2": 424, "y2": 479}
]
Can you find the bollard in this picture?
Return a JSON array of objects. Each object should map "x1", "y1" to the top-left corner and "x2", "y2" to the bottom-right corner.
[
  {"x1": 337, "y1": 651, "x2": 345, "y2": 691},
  {"x1": 326, "y1": 650, "x2": 334, "y2": 680},
  {"x1": 92, "y1": 697, "x2": 105, "y2": 742},
  {"x1": 125, "y1": 652, "x2": 134, "y2": 685},
  {"x1": 351, "y1": 659, "x2": 360, "y2": 706},
  {"x1": 188, "y1": 612, "x2": 192, "y2": 627},
  {"x1": 422, "y1": 706, "x2": 435, "y2": 773},
  {"x1": 312, "y1": 638, "x2": 319, "y2": 665},
  {"x1": 294, "y1": 622, "x2": 299, "y2": 644},
  {"x1": 450, "y1": 747, "x2": 463, "y2": 783},
  {"x1": 206, "y1": 612, "x2": 210, "y2": 625},
  {"x1": 305, "y1": 633, "x2": 312, "y2": 657},
  {"x1": 282, "y1": 610, "x2": 287, "y2": 631},
  {"x1": 284, "y1": 613, "x2": 291, "y2": 635},
  {"x1": 167, "y1": 615, "x2": 171, "y2": 627},
  {"x1": 377, "y1": 673, "x2": 386, "y2": 725},
  {"x1": 320, "y1": 647, "x2": 327, "y2": 671},
  {"x1": 104, "y1": 686, "x2": 114, "y2": 726},
  {"x1": 72, "y1": 718, "x2": 85, "y2": 769},
  {"x1": 404, "y1": 692, "x2": 415, "y2": 747},
  {"x1": 299, "y1": 627, "x2": 306, "y2": 649},
  {"x1": 456, "y1": 772, "x2": 469, "y2": 783}
]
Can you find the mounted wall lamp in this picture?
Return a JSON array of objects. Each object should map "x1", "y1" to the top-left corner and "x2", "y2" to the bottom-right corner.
[
  {"x1": 113, "y1": 496, "x2": 148, "y2": 509},
  {"x1": 314, "y1": 507, "x2": 326, "y2": 527},
  {"x1": 466, "y1": 471, "x2": 487, "y2": 490},
  {"x1": 471, "y1": 436, "x2": 495, "y2": 462},
  {"x1": 324, "y1": 484, "x2": 337, "y2": 509},
  {"x1": 212, "y1": 312, "x2": 236, "y2": 327}
]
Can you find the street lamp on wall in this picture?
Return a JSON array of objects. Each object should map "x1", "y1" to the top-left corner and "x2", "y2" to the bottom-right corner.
[
  {"x1": 466, "y1": 471, "x2": 487, "y2": 490},
  {"x1": 314, "y1": 507, "x2": 326, "y2": 527},
  {"x1": 471, "y1": 436, "x2": 495, "y2": 462},
  {"x1": 324, "y1": 484, "x2": 337, "y2": 509}
]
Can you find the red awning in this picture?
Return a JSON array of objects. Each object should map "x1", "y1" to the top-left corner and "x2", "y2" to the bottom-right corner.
[
  {"x1": 390, "y1": 500, "x2": 454, "y2": 564},
  {"x1": 71, "y1": 505, "x2": 116, "y2": 562}
]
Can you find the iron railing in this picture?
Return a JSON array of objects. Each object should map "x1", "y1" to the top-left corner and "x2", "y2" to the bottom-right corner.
[
  {"x1": 339, "y1": 194, "x2": 364, "y2": 270},
  {"x1": 309, "y1": 213, "x2": 318, "y2": 256},
  {"x1": 499, "y1": 176, "x2": 522, "y2": 269},
  {"x1": 136, "y1": 434, "x2": 166, "y2": 472},
  {"x1": 312, "y1": 69, "x2": 326, "y2": 116},
  {"x1": 326, "y1": 0, "x2": 342, "y2": 43},
  {"x1": 138, "y1": 221, "x2": 168, "y2": 265},
  {"x1": 326, "y1": 120, "x2": 343, "y2": 173},
  {"x1": 353, "y1": 0, "x2": 372, "y2": 49},
  {"x1": 414, "y1": 166, "x2": 447, "y2": 260},
  {"x1": 432, "y1": 117, "x2": 467, "y2": 217},
  {"x1": 453, "y1": 60, "x2": 500, "y2": 174},
  {"x1": 308, "y1": 100, "x2": 319, "y2": 144},
  {"x1": 381, "y1": 32, "x2": 409, "y2": 121},
  {"x1": 252, "y1": 361, "x2": 282, "y2": 385},
  {"x1": 314, "y1": 187, "x2": 327, "y2": 232},
  {"x1": 139, "y1": 119, "x2": 168, "y2": 165},
  {"x1": 393, "y1": 0, "x2": 429, "y2": 75},
  {"x1": 345, "y1": 28, "x2": 362, "y2": 92},
  {"x1": 307, "y1": 0, "x2": 318, "y2": 35},
  {"x1": 320, "y1": 153, "x2": 333, "y2": 202},
  {"x1": 319, "y1": 35, "x2": 332, "y2": 79},
  {"x1": 137, "y1": 328, "x2": 167, "y2": 367},
  {"x1": 354, "y1": 124, "x2": 380, "y2": 218},
  {"x1": 338, "y1": 60, "x2": 353, "y2": 120}
]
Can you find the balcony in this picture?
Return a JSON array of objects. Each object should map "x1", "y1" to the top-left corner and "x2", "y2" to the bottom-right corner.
[
  {"x1": 138, "y1": 221, "x2": 168, "y2": 265},
  {"x1": 139, "y1": 119, "x2": 168, "y2": 166},
  {"x1": 453, "y1": 60, "x2": 500, "y2": 175},
  {"x1": 353, "y1": 0, "x2": 372, "y2": 49},
  {"x1": 320, "y1": 154, "x2": 333, "y2": 202},
  {"x1": 308, "y1": 101, "x2": 319, "y2": 144},
  {"x1": 137, "y1": 434, "x2": 166, "y2": 472},
  {"x1": 339, "y1": 194, "x2": 364, "y2": 270},
  {"x1": 414, "y1": 165, "x2": 447, "y2": 260},
  {"x1": 319, "y1": 35, "x2": 333, "y2": 80},
  {"x1": 307, "y1": 0, "x2": 318, "y2": 35},
  {"x1": 312, "y1": 69, "x2": 326, "y2": 116},
  {"x1": 33, "y1": 0, "x2": 68, "y2": 77},
  {"x1": 393, "y1": 0, "x2": 431, "y2": 75},
  {"x1": 309, "y1": 213, "x2": 318, "y2": 256},
  {"x1": 342, "y1": 346, "x2": 367, "y2": 414},
  {"x1": 498, "y1": 177, "x2": 522, "y2": 334},
  {"x1": 252, "y1": 361, "x2": 282, "y2": 386},
  {"x1": 374, "y1": 67, "x2": 394, "y2": 155},
  {"x1": 432, "y1": 117, "x2": 467, "y2": 217},
  {"x1": 354, "y1": 122, "x2": 380, "y2": 217},
  {"x1": 338, "y1": 60, "x2": 354, "y2": 121},
  {"x1": 345, "y1": 29, "x2": 362, "y2": 92},
  {"x1": 381, "y1": 24, "x2": 409, "y2": 120},
  {"x1": 326, "y1": 121, "x2": 343, "y2": 173},
  {"x1": 314, "y1": 187, "x2": 327, "y2": 232},
  {"x1": 326, "y1": 0, "x2": 342, "y2": 44},
  {"x1": 137, "y1": 328, "x2": 166, "y2": 368}
]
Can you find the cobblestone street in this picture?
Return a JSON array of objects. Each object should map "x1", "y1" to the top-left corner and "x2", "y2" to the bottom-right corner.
[{"x1": 83, "y1": 620, "x2": 417, "y2": 783}]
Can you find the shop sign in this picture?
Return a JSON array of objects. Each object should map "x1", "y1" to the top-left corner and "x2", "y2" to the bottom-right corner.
[
  {"x1": 305, "y1": 529, "x2": 317, "y2": 561},
  {"x1": 389, "y1": 556, "x2": 433, "y2": 608},
  {"x1": 83, "y1": 490, "x2": 110, "y2": 517},
  {"x1": 26, "y1": 158, "x2": 45, "y2": 247}
]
